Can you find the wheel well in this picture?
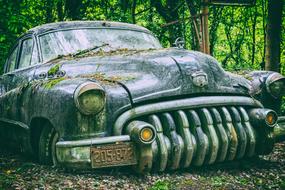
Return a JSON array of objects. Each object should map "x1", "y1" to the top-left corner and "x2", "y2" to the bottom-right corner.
[{"x1": 30, "y1": 117, "x2": 53, "y2": 159}]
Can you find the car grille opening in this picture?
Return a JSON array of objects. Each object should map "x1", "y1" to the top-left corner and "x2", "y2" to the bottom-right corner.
[{"x1": 113, "y1": 96, "x2": 270, "y2": 171}]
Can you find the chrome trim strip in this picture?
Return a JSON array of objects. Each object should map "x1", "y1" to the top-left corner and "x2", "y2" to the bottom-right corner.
[
  {"x1": 56, "y1": 135, "x2": 131, "y2": 148},
  {"x1": 0, "y1": 118, "x2": 29, "y2": 130},
  {"x1": 278, "y1": 116, "x2": 285, "y2": 122}
]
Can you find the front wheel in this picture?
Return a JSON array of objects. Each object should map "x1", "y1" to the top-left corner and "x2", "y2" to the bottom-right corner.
[{"x1": 38, "y1": 123, "x2": 59, "y2": 165}]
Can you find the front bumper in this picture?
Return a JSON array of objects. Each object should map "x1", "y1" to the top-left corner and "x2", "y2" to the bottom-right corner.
[
  {"x1": 56, "y1": 120, "x2": 156, "y2": 173},
  {"x1": 56, "y1": 135, "x2": 134, "y2": 168},
  {"x1": 56, "y1": 117, "x2": 285, "y2": 172},
  {"x1": 56, "y1": 96, "x2": 285, "y2": 173}
]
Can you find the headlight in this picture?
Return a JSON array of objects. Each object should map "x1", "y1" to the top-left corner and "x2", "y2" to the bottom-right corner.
[
  {"x1": 74, "y1": 82, "x2": 106, "y2": 115},
  {"x1": 266, "y1": 73, "x2": 285, "y2": 98}
]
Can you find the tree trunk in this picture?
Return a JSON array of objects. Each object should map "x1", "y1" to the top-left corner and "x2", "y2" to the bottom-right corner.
[
  {"x1": 251, "y1": 5, "x2": 257, "y2": 66},
  {"x1": 151, "y1": 0, "x2": 183, "y2": 44},
  {"x1": 57, "y1": 0, "x2": 64, "y2": 21},
  {"x1": 65, "y1": 0, "x2": 83, "y2": 20},
  {"x1": 45, "y1": 0, "x2": 53, "y2": 23},
  {"x1": 265, "y1": 0, "x2": 283, "y2": 72},
  {"x1": 201, "y1": 0, "x2": 210, "y2": 54},
  {"x1": 132, "y1": 0, "x2": 137, "y2": 24},
  {"x1": 209, "y1": 7, "x2": 223, "y2": 55},
  {"x1": 185, "y1": 0, "x2": 201, "y2": 51}
]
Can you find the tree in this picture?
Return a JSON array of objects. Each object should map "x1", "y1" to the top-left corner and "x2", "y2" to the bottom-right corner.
[
  {"x1": 0, "y1": 0, "x2": 284, "y2": 76},
  {"x1": 65, "y1": 0, "x2": 84, "y2": 20},
  {"x1": 151, "y1": 0, "x2": 183, "y2": 44},
  {"x1": 265, "y1": 0, "x2": 283, "y2": 72},
  {"x1": 185, "y1": 0, "x2": 202, "y2": 51}
]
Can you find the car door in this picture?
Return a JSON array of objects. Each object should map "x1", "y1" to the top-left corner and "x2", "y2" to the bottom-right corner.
[
  {"x1": 6, "y1": 35, "x2": 39, "y2": 91},
  {"x1": 0, "y1": 35, "x2": 39, "y2": 120},
  {"x1": 1, "y1": 44, "x2": 20, "y2": 94}
]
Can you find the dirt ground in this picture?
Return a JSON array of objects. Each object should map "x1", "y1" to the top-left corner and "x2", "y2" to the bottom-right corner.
[{"x1": 1, "y1": 143, "x2": 285, "y2": 190}]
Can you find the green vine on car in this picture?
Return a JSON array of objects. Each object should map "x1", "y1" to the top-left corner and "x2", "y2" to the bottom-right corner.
[{"x1": 47, "y1": 64, "x2": 61, "y2": 76}]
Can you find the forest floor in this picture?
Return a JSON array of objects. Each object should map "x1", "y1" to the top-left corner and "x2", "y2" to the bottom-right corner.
[{"x1": 1, "y1": 143, "x2": 285, "y2": 190}]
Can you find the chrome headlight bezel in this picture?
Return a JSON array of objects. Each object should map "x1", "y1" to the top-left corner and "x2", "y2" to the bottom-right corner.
[
  {"x1": 266, "y1": 73, "x2": 285, "y2": 99},
  {"x1": 74, "y1": 82, "x2": 106, "y2": 115}
]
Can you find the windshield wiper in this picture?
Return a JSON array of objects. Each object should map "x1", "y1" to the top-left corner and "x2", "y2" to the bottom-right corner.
[{"x1": 72, "y1": 43, "x2": 110, "y2": 57}]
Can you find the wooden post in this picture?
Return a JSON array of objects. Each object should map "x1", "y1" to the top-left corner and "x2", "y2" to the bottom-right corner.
[{"x1": 201, "y1": 0, "x2": 210, "y2": 54}]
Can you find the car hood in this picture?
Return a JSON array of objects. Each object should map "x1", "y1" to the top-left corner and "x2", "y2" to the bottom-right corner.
[{"x1": 48, "y1": 48, "x2": 251, "y2": 104}]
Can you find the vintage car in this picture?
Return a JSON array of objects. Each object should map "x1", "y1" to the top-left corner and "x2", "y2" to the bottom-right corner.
[{"x1": 0, "y1": 21, "x2": 285, "y2": 173}]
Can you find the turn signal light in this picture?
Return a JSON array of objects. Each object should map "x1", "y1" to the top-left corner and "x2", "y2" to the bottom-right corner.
[
  {"x1": 140, "y1": 128, "x2": 154, "y2": 142},
  {"x1": 249, "y1": 108, "x2": 278, "y2": 128},
  {"x1": 266, "y1": 112, "x2": 277, "y2": 126}
]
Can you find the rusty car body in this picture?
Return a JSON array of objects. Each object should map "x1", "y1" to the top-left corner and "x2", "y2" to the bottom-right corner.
[{"x1": 0, "y1": 21, "x2": 285, "y2": 173}]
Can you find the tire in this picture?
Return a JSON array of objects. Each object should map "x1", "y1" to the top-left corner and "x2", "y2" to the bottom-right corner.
[{"x1": 38, "y1": 123, "x2": 59, "y2": 165}]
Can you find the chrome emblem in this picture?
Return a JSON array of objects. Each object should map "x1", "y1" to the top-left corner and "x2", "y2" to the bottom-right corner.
[{"x1": 192, "y1": 71, "x2": 208, "y2": 87}]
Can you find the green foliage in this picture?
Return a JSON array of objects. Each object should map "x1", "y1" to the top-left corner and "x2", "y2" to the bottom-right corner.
[
  {"x1": 47, "y1": 64, "x2": 60, "y2": 76},
  {"x1": 0, "y1": 0, "x2": 285, "y2": 74},
  {"x1": 0, "y1": 0, "x2": 46, "y2": 73},
  {"x1": 149, "y1": 180, "x2": 171, "y2": 190},
  {"x1": 0, "y1": 0, "x2": 284, "y2": 77},
  {"x1": 0, "y1": 173, "x2": 16, "y2": 189},
  {"x1": 42, "y1": 77, "x2": 65, "y2": 89}
]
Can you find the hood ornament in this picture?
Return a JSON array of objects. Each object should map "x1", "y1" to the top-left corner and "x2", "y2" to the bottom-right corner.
[
  {"x1": 173, "y1": 37, "x2": 185, "y2": 49},
  {"x1": 192, "y1": 71, "x2": 208, "y2": 87}
]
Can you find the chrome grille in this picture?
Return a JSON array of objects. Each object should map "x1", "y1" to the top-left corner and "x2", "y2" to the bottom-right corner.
[
  {"x1": 143, "y1": 106, "x2": 256, "y2": 171},
  {"x1": 113, "y1": 96, "x2": 262, "y2": 171}
]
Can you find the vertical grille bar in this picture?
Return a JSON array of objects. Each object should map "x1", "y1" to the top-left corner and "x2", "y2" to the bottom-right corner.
[
  {"x1": 149, "y1": 115, "x2": 168, "y2": 171},
  {"x1": 174, "y1": 110, "x2": 195, "y2": 168},
  {"x1": 160, "y1": 113, "x2": 184, "y2": 170},
  {"x1": 229, "y1": 107, "x2": 247, "y2": 159},
  {"x1": 219, "y1": 107, "x2": 238, "y2": 160},
  {"x1": 199, "y1": 108, "x2": 219, "y2": 164},
  {"x1": 210, "y1": 108, "x2": 229, "y2": 162},
  {"x1": 188, "y1": 110, "x2": 209, "y2": 166},
  {"x1": 238, "y1": 107, "x2": 256, "y2": 157}
]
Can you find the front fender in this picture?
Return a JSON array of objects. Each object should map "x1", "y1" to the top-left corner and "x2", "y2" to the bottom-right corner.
[
  {"x1": 247, "y1": 71, "x2": 285, "y2": 114},
  {"x1": 1, "y1": 75, "x2": 132, "y2": 141},
  {"x1": 27, "y1": 78, "x2": 82, "y2": 139},
  {"x1": 0, "y1": 77, "x2": 107, "y2": 141}
]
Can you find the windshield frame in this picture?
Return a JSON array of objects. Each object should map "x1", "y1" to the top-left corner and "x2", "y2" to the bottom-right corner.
[{"x1": 37, "y1": 27, "x2": 162, "y2": 63}]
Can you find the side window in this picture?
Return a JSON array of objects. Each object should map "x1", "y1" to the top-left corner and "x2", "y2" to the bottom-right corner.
[
  {"x1": 18, "y1": 38, "x2": 33, "y2": 69},
  {"x1": 7, "y1": 45, "x2": 19, "y2": 72}
]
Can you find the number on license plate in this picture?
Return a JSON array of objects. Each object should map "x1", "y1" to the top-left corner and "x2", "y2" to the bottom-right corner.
[{"x1": 91, "y1": 142, "x2": 137, "y2": 168}]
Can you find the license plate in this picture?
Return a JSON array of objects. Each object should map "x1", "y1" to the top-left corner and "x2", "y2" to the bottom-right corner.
[{"x1": 91, "y1": 142, "x2": 137, "y2": 168}]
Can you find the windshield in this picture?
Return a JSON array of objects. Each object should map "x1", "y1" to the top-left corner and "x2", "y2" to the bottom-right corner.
[{"x1": 39, "y1": 28, "x2": 162, "y2": 62}]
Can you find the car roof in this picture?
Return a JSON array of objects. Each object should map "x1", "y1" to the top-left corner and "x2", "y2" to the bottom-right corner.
[{"x1": 28, "y1": 21, "x2": 151, "y2": 35}]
